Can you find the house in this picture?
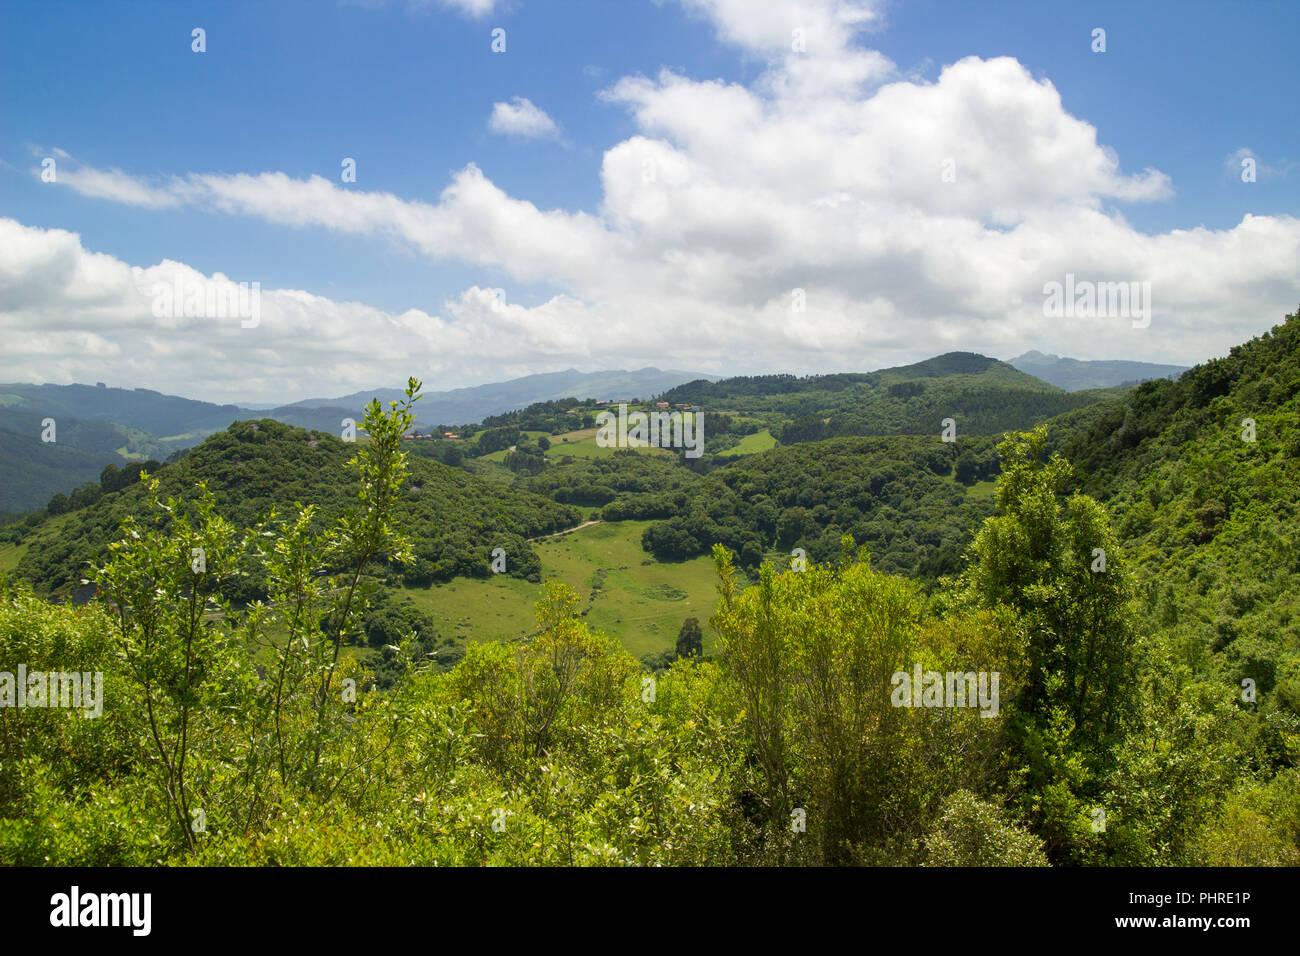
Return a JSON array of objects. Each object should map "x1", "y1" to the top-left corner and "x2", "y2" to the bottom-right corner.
[{"x1": 655, "y1": 401, "x2": 670, "y2": 408}]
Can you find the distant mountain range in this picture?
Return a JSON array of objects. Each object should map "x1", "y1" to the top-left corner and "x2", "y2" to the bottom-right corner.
[
  {"x1": 272, "y1": 367, "x2": 713, "y2": 432},
  {"x1": 1007, "y1": 351, "x2": 1187, "y2": 391}
]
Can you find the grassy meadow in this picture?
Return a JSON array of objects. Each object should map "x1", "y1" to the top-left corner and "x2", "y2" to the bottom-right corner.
[{"x1": 401, "y1": 518, "x2": 719, "y2": 659}]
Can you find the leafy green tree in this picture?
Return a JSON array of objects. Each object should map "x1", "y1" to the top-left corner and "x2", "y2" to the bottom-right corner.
[
  {"x1": 96, "y1": 477, "x2": 247, "y2": 851},
  {"x1": 953, "y1": 426, "x2": 1141, "y2": 860},
  {"x1": 712, "y1": 540, "x2": 1010, "y2": 865},
  {"x1": 305, "y1": 379, "x2": 421, "y2": 783},
  {"x1": 955, "y1": 449, "x2": 978, "y2": 485},
  {"x1": 675, "y1": 617, "x2": 703, "y2": 659}
]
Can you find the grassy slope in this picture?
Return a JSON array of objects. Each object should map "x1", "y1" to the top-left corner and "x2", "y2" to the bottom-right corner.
[
  {"x1": 0, "y1": 513, "x2": 76, "y2": 576},
  {"x1": 545, "y1": 428, "x2": 676, "y2": 460},
  {"x1": 400, "y1": 519, "x2": 719, "y2": 659},
  {"x1": 729, "y1": 428, "x2": 777, "y2": 455}
]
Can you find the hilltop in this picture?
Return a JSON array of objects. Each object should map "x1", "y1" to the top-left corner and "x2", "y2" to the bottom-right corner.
[
  {"x1": 1008, "y1": 351, "x2": 1187, "y2": 391},
  {"x1": 3, "y1": 417, "x2": 580, "y2": 601}
]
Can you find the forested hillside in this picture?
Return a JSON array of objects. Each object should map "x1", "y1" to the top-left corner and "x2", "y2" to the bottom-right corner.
[
  {"x1": 2, "y1": 319, "x2": 1298, "y2": 868},
  {"x1": 658, "y1": 353, "x2": 1120, "y2": 445},
  {"x1": 636, "y1": 435, "x2": 1001, "y2": 581},
  {"x1": 4, "y1": 417, "x2": 581, "y2": 600},
  {"x1": 0, "y1": 382, "x2": 244, "y2": 437},
  {"x1": 1058, "y1": 311, "x2": 1300, "y2": 787},
  {"x1": 0, "y1": 406, "x2": 175, "y2": 514}
]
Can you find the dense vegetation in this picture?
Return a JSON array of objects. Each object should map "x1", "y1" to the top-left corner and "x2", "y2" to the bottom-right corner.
[
  {"x1": 0, "y1": 408, "x2": 167, "y2": 515},
  {"x1": 3, "y1": 313, "x2": 1299, "y2": 866},
  {"x1": 638, "y1": 435, "x2": 1000, "y2": 581},
  {"x1": 3, "y1": 413, "x2": 1289, "y2": 865},
  {"x1": 1057, "y1": 311, "x2": 1300, "y2": 799},
  {"x1": 5, "y1": 417, "x2": 580, "y2": 599}
]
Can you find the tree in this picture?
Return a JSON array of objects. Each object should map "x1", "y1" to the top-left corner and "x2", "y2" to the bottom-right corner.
[
  {"x1": 953, "y1": 426, "x2": 1142, "y2": 860},
  {"x1": 100, "y1": 463, "x2": 121, "y2": 492},
  {"x1": 96, "y1": 477, "x2": 244, "y2": 851},
  {"x1": 711, "y1": 540, "x2": 1009, "y2": 865},
  {"x1": 93, "y1": 379, "x2": 425, "y2": 849},
  {"x1": 955, "y1": 449, "x2": 978, "y2": 485},
  {"x1": 675, "y1": 617, "x2": 703, "y2": 659}
]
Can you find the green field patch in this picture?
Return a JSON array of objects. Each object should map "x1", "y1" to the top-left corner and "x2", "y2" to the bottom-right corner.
[
  {"x1": 400, "y1": 573, "x2": 544, "y2": 644},
  {"x1": 2, "y1": 514, "x2": 81, "y2": 577},
  {"x1": 479, "y1": 430, "x2": 551, "y2": 463},
  {"x1": 0, "y1": 540, "x2": 29, "y2": 575},
  {"x1": 397, "y1": 519, "x2": 721, "y2": 660},
  {"x1": 549, "y1": 427, "x2": 676, "y2": 460},
  {"x1": 728, "y1": 428, "x2": 777, "y2": 455}
]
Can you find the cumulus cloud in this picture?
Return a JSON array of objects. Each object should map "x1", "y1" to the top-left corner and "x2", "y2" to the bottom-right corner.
[
  {"x1": 488, "y1": 97, "x2": 560, "y2": 139},
  {"x1": 0, "y1": 218, "x2": 608, "y2": 402},
  {"x1": 15, "y1": 0, "x2": 1300, "y2": 393}
]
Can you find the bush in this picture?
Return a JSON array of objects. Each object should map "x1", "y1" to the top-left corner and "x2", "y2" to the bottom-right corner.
[{"x1": 924, "y1": 791, "x2": 1049, "y2": 867}]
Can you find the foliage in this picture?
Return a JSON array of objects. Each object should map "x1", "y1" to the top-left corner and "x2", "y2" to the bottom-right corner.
[{"x1": 6, "y1": 314, "x2": 1300, "y2": 866}]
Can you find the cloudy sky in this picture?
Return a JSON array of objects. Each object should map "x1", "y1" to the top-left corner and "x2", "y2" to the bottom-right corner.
[{"x1": 2, "y1": 0, "x2": 1298, "y2": 403}]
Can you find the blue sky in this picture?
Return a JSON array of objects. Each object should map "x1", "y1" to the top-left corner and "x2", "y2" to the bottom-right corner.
[{"x1": 2, "y1": 0, "x2": 1298, "y2": 402}]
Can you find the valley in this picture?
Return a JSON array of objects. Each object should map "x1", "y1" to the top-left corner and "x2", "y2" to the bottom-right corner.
[{"x1": 3, "y1": 316, "x2": 1298, "y2": 868}]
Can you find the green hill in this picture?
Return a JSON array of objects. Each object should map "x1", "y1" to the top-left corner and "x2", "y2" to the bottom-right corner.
[
  {"x1": 6, "y1": 417, "x2": 582, "y2": 600},
  {"x1": 655, "y1": 353, "x2": 1118, "y2": 445},
  {"x1": 1056, "y1": 309, "x2": 1300, "y2": 742},
  {"x1": 0, "y1": 407, "x2": 176, "y2": 513}
]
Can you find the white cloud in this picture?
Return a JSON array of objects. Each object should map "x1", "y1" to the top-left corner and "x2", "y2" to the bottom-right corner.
[
  {"x1": 339, "y1": 0, "x2": 501, "y2": 19},
  {"x1": 438, "y1": 0, "x2": 498, "y2": 18},
  {"x1": 487, "y1": 97, "x2": 560, "y2": 139},
  {"x1": 17, "y1": 0, "x2": 1300, "y2": 391},
  {"x1": 0, "y1": 218, "x2": 609, "y2": 402}
]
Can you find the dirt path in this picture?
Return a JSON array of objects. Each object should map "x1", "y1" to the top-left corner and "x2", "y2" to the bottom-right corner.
[{"x1": 529, "y1": 519, "x2": 602, "y2": 541}]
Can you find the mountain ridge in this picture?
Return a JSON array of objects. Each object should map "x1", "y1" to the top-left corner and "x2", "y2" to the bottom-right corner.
[{"x1": 1007, "y1": 351, "x2": 1187, "y2": 391}]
